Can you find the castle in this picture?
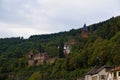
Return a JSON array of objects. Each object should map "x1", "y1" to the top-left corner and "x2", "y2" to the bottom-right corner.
[
  {"x1": 63, "y1": 24, "x2": 88, "y2": 56},
  {"x1": 82, "y1": 24, "x2": 88, "y2": 38},
  {"x1": 28, "y1": 51, "x2": 48, "y2": 66},
  {"x1": 63, "y1": 39, "x2": 77, "y2": 56}
]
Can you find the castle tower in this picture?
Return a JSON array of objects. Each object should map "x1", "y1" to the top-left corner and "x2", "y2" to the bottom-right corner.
[
  {"x1": 82, "y1": 24, "x2": 88, "y2": 38},
  {"x1": 28, "y1": 51, "x2": 34, "y2": 66}
]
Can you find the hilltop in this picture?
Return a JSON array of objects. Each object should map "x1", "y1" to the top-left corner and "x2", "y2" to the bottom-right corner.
[{"x1": 0, "y1": 16, "x2": 120, "y2": 80}]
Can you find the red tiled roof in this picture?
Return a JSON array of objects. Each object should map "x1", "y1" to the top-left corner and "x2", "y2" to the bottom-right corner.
[{"x1": 111, "y1": 66, "x2": 120, "y2": 72}]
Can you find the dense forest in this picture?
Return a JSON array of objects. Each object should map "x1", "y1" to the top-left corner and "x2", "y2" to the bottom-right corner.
[{"x1": 0, "y1": 16, "x2": 120, "y2": 80}]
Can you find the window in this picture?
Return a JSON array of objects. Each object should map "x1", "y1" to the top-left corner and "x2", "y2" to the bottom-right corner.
[
  {"x1": 119, "y1": 72, "x2": 120, "y2": 76},
  {"x1": 101, "y1": 75, "x2": 105, "y2": 79},
  {"x1": 114, "y1": 72, "x2": 116, "y2": 77}
]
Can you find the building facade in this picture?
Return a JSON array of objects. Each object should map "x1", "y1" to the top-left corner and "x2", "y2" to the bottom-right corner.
[
  {"x1": 85, "y1": 65, "x2": 112, "y2": 80},
  {"x1": 28, "y1": 51, "x2": 48, "y2": 66},
  {"x1": 107, "y1": 66, "x2": 120, "y2": 80},
  {"x1": 63, "y1": 39, "x2": 77, "y2": 56}
]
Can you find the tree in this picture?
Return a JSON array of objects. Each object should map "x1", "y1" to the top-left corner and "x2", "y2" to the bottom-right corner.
[
  {"x1": 58, "y1": 39, "x2": 64, "y2": 58},
  {"x1": 28, "y1": 72, "x2": 42, "y2": 80}
]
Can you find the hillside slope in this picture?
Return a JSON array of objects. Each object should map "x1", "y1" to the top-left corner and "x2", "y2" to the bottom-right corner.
[{"x1": 0, "y1": 16, "x2": 120, "y2": 80}]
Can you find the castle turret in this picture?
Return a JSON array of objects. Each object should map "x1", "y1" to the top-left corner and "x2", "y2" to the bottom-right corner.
[{"x1": 82, "y1": 24, "x2": 88, "y2": 38}]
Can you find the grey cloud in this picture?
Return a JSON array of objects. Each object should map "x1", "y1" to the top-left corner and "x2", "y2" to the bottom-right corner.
[{"x1": 0, "y1": 0, "x2": 120, "y2": 38}]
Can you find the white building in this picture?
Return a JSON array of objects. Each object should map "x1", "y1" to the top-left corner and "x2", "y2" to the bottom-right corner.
[
  {"x1": 63, "y1": 39, "x2": 77, "y2": 56},
  {"x1": 85, "y1": 65, "x2": 112, "y2": 80},
  {"x1": 64, "y1": 43, "x2": 71, "y2": 55},
  {"x1": 107, "y1": 66, "x2": 120, "y2": 80}
]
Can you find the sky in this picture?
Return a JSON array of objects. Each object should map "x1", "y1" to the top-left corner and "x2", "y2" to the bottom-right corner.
[{"x1": 0, "y1": 0, "x2": 120, "y2": 38}]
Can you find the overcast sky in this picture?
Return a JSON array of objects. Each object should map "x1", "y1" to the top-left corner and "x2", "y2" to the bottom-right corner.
[{"x1": 0, "y1": 0, "x2": 120, "y2": 38}]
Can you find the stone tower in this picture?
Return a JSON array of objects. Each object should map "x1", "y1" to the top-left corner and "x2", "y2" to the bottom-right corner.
[{"x1": 82, "y1": 24, "x2": 88, "y2": 38}]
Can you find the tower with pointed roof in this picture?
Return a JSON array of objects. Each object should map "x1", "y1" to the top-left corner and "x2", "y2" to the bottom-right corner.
[{"x1": 82, "y1": 24, "x2": 88, "y2": 38}]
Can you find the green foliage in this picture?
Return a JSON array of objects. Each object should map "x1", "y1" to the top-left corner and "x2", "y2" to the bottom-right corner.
[
  {"x1": 58, "y1": 39, "x2": 65, "y2": 58},
  {"x1": 0, "y1": 16, "x2": 120, "y2": 80},
  {"x1": 28, "y1": 71, "x2": 42, "y2": 80}
]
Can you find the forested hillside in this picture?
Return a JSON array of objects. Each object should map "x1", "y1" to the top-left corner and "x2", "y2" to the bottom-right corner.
[{"x1": 0, "y1": 16, "x2": 120, "y2": 80}]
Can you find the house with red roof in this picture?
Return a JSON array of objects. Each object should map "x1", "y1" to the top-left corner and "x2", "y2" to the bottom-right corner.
[
  {"x1": 85, "y1": 65, "x2": 112, "y2": 80},
  {"x1": 107, "y1": 66, "x2": 120, "y2": 80}
]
